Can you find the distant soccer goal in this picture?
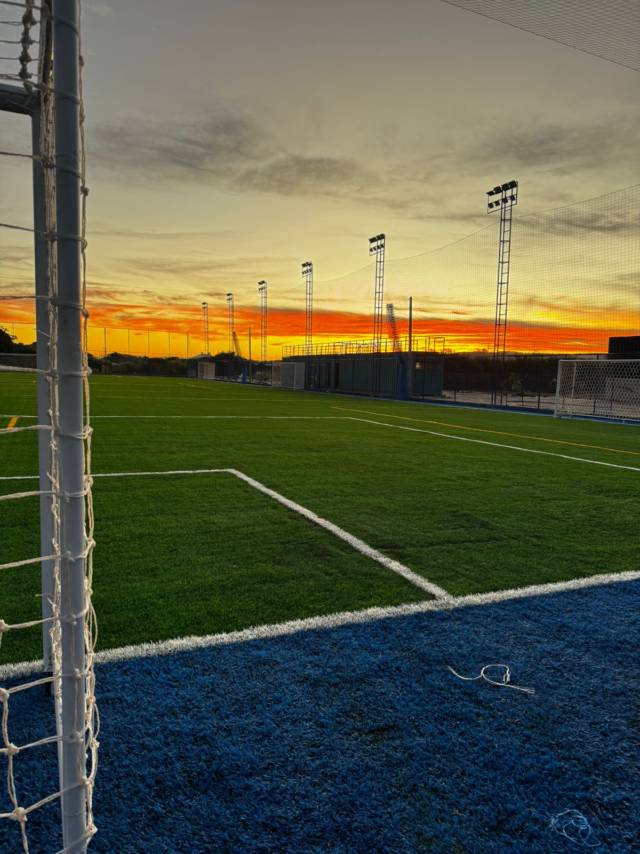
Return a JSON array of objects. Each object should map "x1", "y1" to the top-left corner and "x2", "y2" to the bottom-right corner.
[
  {"x1": 272, "y1": 361, "x2": 305, "y2": 390},
  {"x1": 555, "y1": 359, "x2": 640, "y2": 422},
  {"x1": 197, "y1": 361, "x2": 216, "y2": 380}
]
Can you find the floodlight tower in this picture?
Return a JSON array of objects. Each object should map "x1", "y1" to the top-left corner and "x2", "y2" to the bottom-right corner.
[
  {"x1": 258, "y1": 280, "x2": 268, "y2": 361},
  {"x1": 302, "y1": 261, "x2": 313, "y2": 353},
  {"x1": 369, "y1": 233, "x2": 386, "y2": 352},
  {"x1": 487, "y1": 180, "x2": 518, "y2": 405},
  {"x1": 202, "y1": 301, "x2": 209, "y2": 355},
  {"x1": 226, "y1": 292, "x2": 235, "y2": 353}
]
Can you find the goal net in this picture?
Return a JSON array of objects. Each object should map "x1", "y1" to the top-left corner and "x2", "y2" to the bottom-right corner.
[
  {"x1": 1, "y1": 2, "x2": 98, "y2": 852},
  {"x1": 271, "y1": 361, "x2": 305, "y2": 390},
  {"x1": 197, "y1": 361, "x2": 216, "y2": 380},
  {"x1": 555, "y1": 359, "x2": 640, "y2": 422}
]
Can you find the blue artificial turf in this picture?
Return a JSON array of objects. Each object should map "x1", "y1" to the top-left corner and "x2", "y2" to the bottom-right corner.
[{"x1": 2, "y1": 581, "x2": 639, "y2": 853}]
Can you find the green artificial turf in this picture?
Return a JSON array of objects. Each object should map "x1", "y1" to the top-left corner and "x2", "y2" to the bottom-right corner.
[{"x1": 1, "y1": 373, "x2": 638, "y2": 664}]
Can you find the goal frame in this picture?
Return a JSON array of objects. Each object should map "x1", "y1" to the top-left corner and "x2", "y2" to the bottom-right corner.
[
  {"x1": 554, "y1": 357, "x2": 640, "y2": 423},
  {"x1": 0, "y1": 2, "x2": 95, "y2": 850}
]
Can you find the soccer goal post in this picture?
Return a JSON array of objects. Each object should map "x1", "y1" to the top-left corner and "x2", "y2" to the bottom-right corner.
[
  {"x1": 197, "y1": 360, "x2": 216, "y2": 380},
  {"x1": 555, "y1": 358, "x2": 640, "y2": 422},
  {"x1": 0, "y1": 2, "x2": 98, "y2": 851},
  {"x1": 271, "y1": 361, "x2": 305, "y2": 390}
]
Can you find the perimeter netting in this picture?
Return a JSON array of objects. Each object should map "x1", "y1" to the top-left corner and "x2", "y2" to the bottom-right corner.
[
  {"x1": 1, "y1": 2, "x2": 97, "y2": 852},
  {"x1": 555, "y1": 358, "x2": 640, "y2": 421},
  {"x1": 440, "y1": 0, "x2": 640, "y2": 72}
]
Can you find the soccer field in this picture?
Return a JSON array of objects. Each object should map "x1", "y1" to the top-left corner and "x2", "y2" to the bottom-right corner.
[
  {"x1": 2, "y1": 373, "x2": 640, "y2": 852},
  {"x1": 1, "y1": 373, "x2": 638, "y2": 665}
]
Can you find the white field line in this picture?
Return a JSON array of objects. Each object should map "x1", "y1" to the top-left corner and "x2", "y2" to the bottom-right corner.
[
  {"x1": 0, "y1": 415, "x2": 349, "y2": 420},
  {"x1": 88, "y1": 415, "x2": 349, "y2": 420},
  {"x1": 0, "y1": 466, "x2": 449, "y2": 599},
  {"x1": 347, "y1": 417, "x2": 640, "y2": 473},
  {"x1": 225, "y1": 468, "x2": 450, "y2": 600},
  {"x1": 2, "y1": 567, "x2": 639, "y2": 681}
]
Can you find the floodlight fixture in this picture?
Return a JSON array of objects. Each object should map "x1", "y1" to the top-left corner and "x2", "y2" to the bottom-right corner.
[
  {"x1": 369, "y1": 233, "x2": 385, "y2": 255},
  {"x1": 487, "y1": 179, "x2": 518, "y2": 214}
]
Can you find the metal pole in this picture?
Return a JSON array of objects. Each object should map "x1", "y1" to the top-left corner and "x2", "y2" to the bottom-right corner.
[
  {"x1": 53, "y1": 1, "x2": 89, "y2": 848},
  {"x1": 32, "y1": 103, "x2": 54, "y2": 672},
  {"x1": 248, "y1": 326, "x2": 252, "y2": 382}
]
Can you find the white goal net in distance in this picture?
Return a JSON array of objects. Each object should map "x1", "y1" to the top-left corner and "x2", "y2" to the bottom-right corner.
[
  {"x1": 272, "y1": 361, "x2": 305, "y2": 390},
  {"x1": 555, "y1": 359, "x2": 640, "y2": 422},
  {"x1": 197, "y1": 361, "x2": 216, "y2": 380}
]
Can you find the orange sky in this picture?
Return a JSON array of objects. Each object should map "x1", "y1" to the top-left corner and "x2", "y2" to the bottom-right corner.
[
  {"x1": 1, "y1": 2, "x2": 638, "y2": 363},
  {"x1": 2, "y1": 299, "x2": 635, "y2": 358}
]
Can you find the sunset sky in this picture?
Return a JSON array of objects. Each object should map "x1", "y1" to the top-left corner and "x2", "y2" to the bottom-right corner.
[{"x1": 1, "y1": 0, "x2": 638, "y2": 357}]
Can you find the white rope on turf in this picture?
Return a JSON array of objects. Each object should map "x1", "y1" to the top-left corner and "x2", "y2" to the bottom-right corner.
[{"x1": 447, "y1": 663, "x2": 535, "y2": 695}]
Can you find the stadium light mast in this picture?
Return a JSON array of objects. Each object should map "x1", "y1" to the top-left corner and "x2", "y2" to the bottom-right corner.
[
  {"x1": 258, "y1": 280, "x2": 268, "y2": 362},
  {"x1": 201, "y1": 301, "x2": 209, "y2": 355},
  {"x1": 226, "y1": 292, "x2": 235, "y2": 353},
  {"x1": 301, "y1": 261, "x2": 313, "y2": 354},
  {"x1": 369, "y1": 233, "x2": 386, "y2": 352},
  {"x1": 487, "y1": 179, "x2": 518, "y2": 405}
]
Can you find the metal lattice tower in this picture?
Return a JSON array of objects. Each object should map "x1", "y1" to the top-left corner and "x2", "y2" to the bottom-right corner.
[
  {"x1": 302, "y1": 261, "x2": 313, "y2": 353},
  {"x1": 386, "y1": 303, "x2": 401, "y2": 351},
  {"x1": 487, "y1": 180, "x2": 518, "y2": 404},
  {"x1": 258, "y1": 280, "x2": 268, "y2": 361},
  {"x1": 369, "y1": 234, "x2": 386, "y2": 352},
  {"x1": 226, "y1": 292, "x2": 235, "y2": 352},
  {"x1": 202, "y1": 301, "x2": 209, "y2": 354}
]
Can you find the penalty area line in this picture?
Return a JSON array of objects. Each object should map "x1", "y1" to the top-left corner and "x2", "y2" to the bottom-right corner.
[
  {"x1": 346, "y1": 416, "x2": 640, "y2": 473},
  {"x1": 0, "y1": 466, "x2": 449, "y2": 600},
  {"x1": 2, "y1": 567, "x2": 639, "y2": 681}
]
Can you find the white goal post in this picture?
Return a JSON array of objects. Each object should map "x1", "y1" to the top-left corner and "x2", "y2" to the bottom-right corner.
[
  {"x1": 1, "y1": 2, "x2": 98, "y2": 852},
  {"x1": 271, "y1": 361, "x2": 305, "y2": 390},
  {"x1": 197, "y1": 361, "x2": 216, "y2": 380},
  {"x1": 555, "y1": 358, "x2": 640, "y2": 422}
]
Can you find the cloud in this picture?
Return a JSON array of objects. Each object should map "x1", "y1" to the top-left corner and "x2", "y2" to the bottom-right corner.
[
  {"x1": 235, "y1": 154, "x2": 371, "y2": 197},
  {"x1": 90, "y1": 113, "x2": 272, "y2": 181},
  {"x1": 89, "y1": 111, "x2": 372, "y2": 204},
  {"x1": 88, "y1": 103, "x2": 640, "y2": 230},
  {"x1": 462, "y1": 112, "x2": 640, "y2": 177}
]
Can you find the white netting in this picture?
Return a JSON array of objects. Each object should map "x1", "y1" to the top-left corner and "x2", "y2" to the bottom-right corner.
[
  {"x1": 271, "y1": 361, "x2": 305, "y2": 390},
  {"x1": 1, "y1": 2, "x2": 97, "y2": 851},
  {"x1": 197, "y1": 360, "x2": 216, "y2": 380},
  {"x1": 0, "y1": 0, "x2": 39, "y2": 88},
  {"x1": 555, "y1": 358, "x2": 640, "y2": 421}
]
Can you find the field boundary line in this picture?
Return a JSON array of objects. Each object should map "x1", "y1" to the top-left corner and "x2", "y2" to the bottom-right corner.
[
  {"x1": 0, "y1": 415, "x2": 351, "y2": 420},
  {"x1": 334, "y1": 406, "x2": 640, "y2": 457},
  {"x1": 347, "y1": 417, "x2": 640, "y2": 472},
  {"x1": 0, "y1": 466, "x2": 449, "y2": 599},
  {"x1": 225, "y1": 468, "x2": 450, "y2": 600},
  {"x1": 3, "y1": 567, "x2": 639, "y2": 681}
]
